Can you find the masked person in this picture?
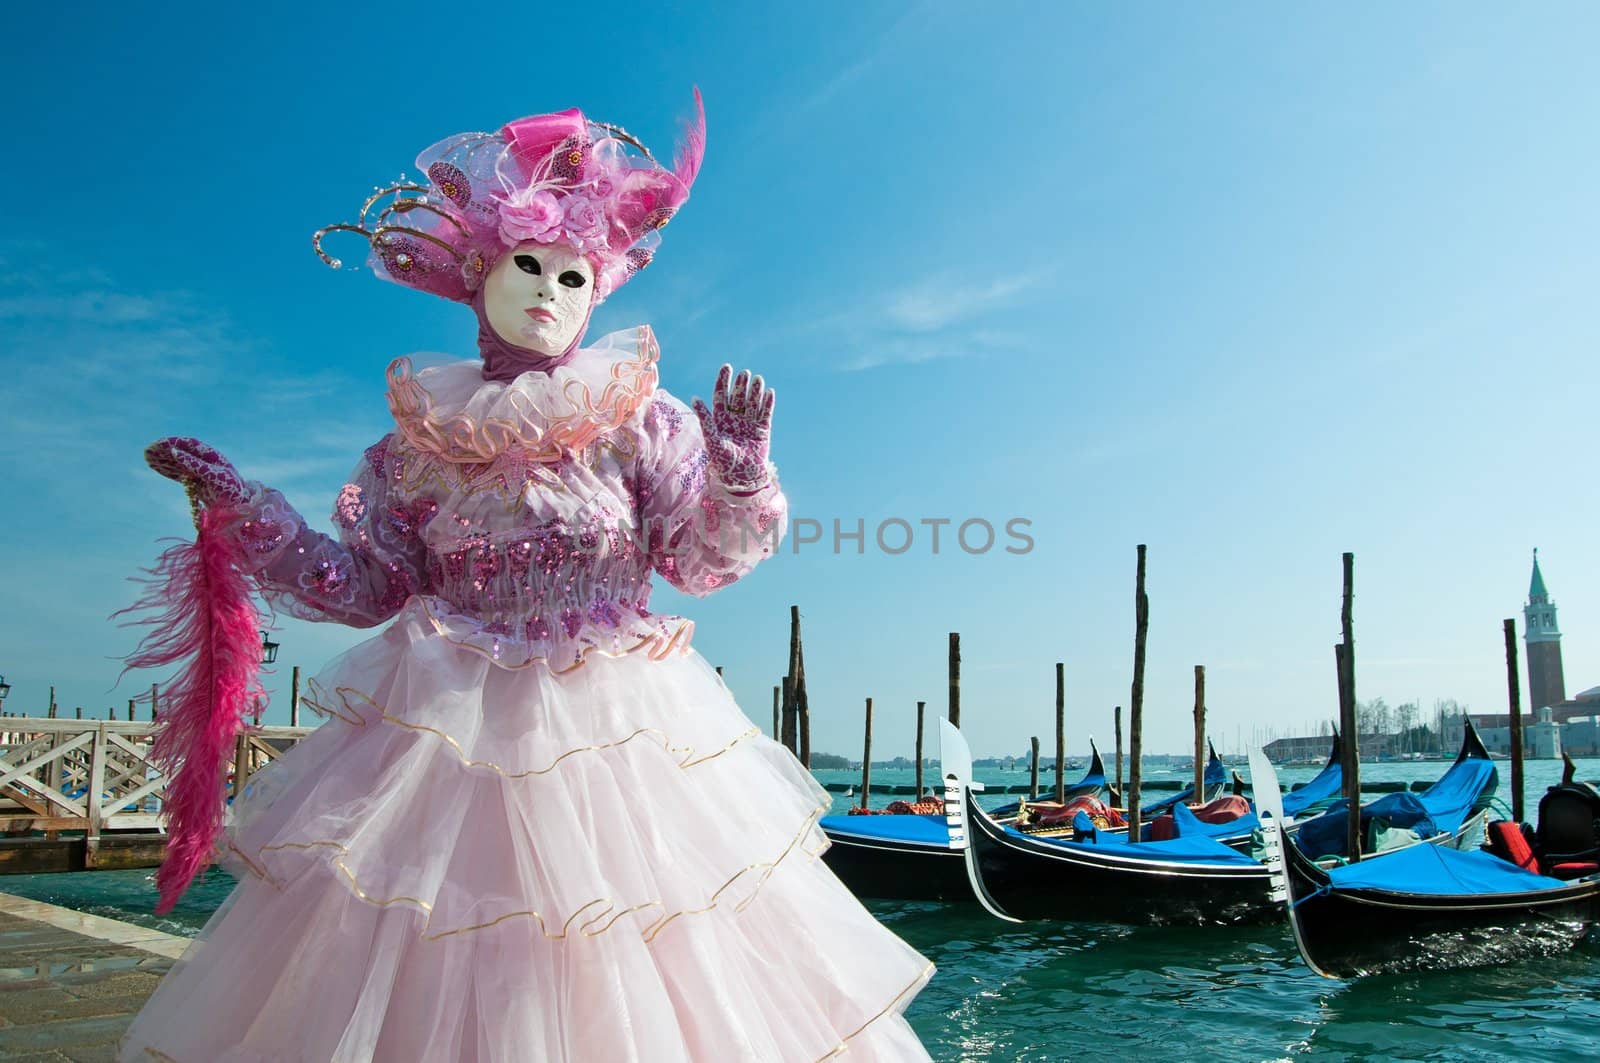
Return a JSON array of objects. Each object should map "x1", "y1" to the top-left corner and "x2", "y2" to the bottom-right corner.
[{"x1": 120, "y1": 95, "x2": 933, "y2": 1062}]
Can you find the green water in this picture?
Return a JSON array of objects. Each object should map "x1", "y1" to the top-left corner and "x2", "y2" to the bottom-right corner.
[{"x1": 7, "y1": 758, "x2": 1597, "y2": 1061}]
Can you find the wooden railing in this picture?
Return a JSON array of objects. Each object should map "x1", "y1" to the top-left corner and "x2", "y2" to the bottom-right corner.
[{"x1": 0, "y1": 719, "x2": 315, "y2": 861}]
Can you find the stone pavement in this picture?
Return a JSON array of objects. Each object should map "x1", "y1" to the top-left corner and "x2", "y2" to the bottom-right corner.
[{"x1": 0, "y1": 893, "x2": 188, "y2": 1062}]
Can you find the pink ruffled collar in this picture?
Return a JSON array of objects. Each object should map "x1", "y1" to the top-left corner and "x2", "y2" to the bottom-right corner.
[{"x1": 386, "y1": 326, "x2": 659, "y2": 464}]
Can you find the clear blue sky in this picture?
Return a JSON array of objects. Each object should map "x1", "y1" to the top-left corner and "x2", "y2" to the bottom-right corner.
[{"x1": 2, "y1": 4, "x2": 1596, "y2": 761}]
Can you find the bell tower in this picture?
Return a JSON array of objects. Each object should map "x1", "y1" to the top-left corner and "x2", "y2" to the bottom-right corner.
[{"x1": 1524, "y1": 549, "x2": 1566, "y2": 711}]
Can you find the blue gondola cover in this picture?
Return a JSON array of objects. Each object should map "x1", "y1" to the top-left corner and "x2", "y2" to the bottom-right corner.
[
  {"x1": 1023, "y1": 817, "x2": 1261, "y2": 866},
  {"x1": 1297, "y1": 792, "x2": 1438, "y2": 858},
  {"x1": 1326, "y1": 842, "x2": 1575, "y2": 896},
  {"x1": 820, "y1": 813, "x2": 949, "y2": 846},
  {"x1": 1281, "y1": 760, "x2": 1342, "y2": 818}
]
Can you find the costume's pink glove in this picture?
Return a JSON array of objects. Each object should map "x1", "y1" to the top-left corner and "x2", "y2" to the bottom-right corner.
[
  {"x1": 145, "y1": 437, "x2": 250, "y2": 509},
  {"x1": 692, "y1": 365, "x2": 775, "y2": 493}
]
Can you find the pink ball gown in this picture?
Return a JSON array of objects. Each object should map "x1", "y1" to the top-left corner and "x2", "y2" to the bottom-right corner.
[{"x1": 118, "y1": 329, "x2": 933, "y2": 1061}]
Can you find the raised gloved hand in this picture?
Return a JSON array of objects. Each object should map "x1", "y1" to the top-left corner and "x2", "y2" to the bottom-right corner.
[
  {"x1": 145, "y1": 437, "x2": 250, "y2": 509},
  {"x1": 692, "y1": 365, "x2": 774, "y2": 493}
]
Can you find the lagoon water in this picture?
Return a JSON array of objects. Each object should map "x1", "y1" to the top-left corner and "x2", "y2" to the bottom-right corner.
[{"x1": 8, "y1": 757, "x2": 1598, "y2": 1061}]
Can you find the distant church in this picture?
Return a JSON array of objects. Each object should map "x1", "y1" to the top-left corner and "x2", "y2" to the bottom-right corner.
[
  {"x1": 1475, "y1": 551, "x2": 1600, "y2": 756},
  {"x1": 1525, "y1": 549, "x2": 1567, "y2": 712}
]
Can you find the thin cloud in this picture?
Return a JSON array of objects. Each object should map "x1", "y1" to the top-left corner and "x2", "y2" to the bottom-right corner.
[
  {"x1": 758, "y1": 267, "x2": 1054, "y2": 372},
  {"x1": 795, "y1": 59, "x2": 876, "y2": 114},
  {"x1": 0, "y1": 291, "x2": 167, "y2": 324},
  {"x1": 0, "y1": 245, "x2": 390, "y2": 717},
  {"x1": 0, "y1": 249, "x2": 385, "y2": 522},
  {"x1": 837, "y1": 330, "x2": 1014, "y2": 373},
  {"x1": 883, "y1": 276, "x2": 1038, "y2": 333},
  {"x1": 741, "y1": 4, "x2": 931, "y2": 148}
]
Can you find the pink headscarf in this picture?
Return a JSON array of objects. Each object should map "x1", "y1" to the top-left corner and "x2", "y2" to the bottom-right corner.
[{"x1": 471, "y1": 285, "x2": 595, "y2": 382}]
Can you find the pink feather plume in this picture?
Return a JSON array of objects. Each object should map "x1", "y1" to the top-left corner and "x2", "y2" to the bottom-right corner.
[
  {"x1": 115, "y1": 504, "x2": 264, "y2": 912},
  {"x1": 668, "y1": 87, "x2": 706, "y2": 208}
]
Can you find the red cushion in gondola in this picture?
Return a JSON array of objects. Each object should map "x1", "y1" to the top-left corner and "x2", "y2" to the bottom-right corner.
[{"x1": 1487, "y1": 819, "x2": 1538, "y2": 871}]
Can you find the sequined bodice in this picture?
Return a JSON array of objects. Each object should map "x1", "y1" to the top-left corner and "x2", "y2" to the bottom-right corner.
[
  {"x1": 399, "y1": 430, "x2": 674, "y2": 665},
  {"x1": 229, "y1": 338, "x2": 785, "y2": 672}
]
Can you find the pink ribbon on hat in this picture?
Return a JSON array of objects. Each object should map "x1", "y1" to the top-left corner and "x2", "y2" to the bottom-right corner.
[{"x1": 500, "y1": 109, "x2": 588, "y2": 180}]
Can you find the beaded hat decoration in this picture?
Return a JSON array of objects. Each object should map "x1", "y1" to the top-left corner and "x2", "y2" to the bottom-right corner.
[{"x1": 314, "y1": 90, "x2": 705, "y2": 305}]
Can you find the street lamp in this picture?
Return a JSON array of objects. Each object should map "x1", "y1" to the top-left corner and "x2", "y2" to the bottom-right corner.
[
  {"x1": 255, "y1": 635, "x2": 281, "y2": 727},
  {"x1": 0, "y1": 674, "x2": 10, "y2": 708}
]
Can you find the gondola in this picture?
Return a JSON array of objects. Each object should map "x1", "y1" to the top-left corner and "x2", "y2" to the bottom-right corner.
[
  {"x1": 1128, "y1": 731, "x2": 1344, "y2": 850},
  {"x1": 955, "y1": 726, "x2": 1496, "y2": 927},
  {"x1": 1278, "y1": 731, "x2": 1344, "y2": 818},
  {"x1": 1192, "y1": 724, "x2": 1491, "y2": 854},
  {"x1": 1253, "y1": 750, "x2": 1600, "y2": 978},
  {"x1": 963, "y1": 775, "x2": 1281, "y2": 925},
  {"x1": 818, "y1": 741, "x2": 1107, "y2": 902},
  {"x1": 1136, "y1": 742, "x2": 1228, "y2": 816},
  {"x1": 1290, "y1": 720, "x2": 1497, "y2": 860}
]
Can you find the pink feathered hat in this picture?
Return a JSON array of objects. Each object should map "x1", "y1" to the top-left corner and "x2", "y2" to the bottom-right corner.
[{"x1": 315, "y1": 90, "x2": 706, "y2": 305}]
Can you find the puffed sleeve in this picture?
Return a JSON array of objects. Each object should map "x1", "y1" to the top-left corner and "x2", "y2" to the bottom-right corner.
[
  {"x1": 218, "y1": 435, "x2": 435, "y2": 627},
  {"x1": 634, "y1": 391, "x2": 788, "y2": 598}
]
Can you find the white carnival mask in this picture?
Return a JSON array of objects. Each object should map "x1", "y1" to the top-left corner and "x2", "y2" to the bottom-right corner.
[{"x1": 482, "y1": 241, "x2": 595, "y2": 355}]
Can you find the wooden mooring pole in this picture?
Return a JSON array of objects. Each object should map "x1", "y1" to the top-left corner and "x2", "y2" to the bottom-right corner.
[
  {"x1": 948, "y1": 633, "x2": 961, "y2": 728},
  {"x1": 860, "y1": 697, "x2": 874, "y2": 810},
  {"x1": 1193, "y1": 665, "x2": 1206, "y2": 806},
  {"x1": 290, "y1": 666, "x2": 301, "y2": 728},
  {"x1": 1504, "y1": 618, "x2": 1525, "y2": 823},
  {"x1": 1029, "y1": 736, "x2": 1041, "y2": 799},
  {"x1": 781, "y1": 676, "x2": 797, "y2": 754},
  {"x1": 1054, "y1": 663, "x2": 1066, "y2": 803},
  {"x1": 783, "y1": 604, "x2": 811, "y2": 766},
  {"x1": 1114, "y1": 705, "x2": 1123, "y2": 802},
  {"x1": 771, "y1": 685, "x2": 781, "y2": 741},
  {"x1": 150, "y1": 682, "x2": 159, "y2": 721},
  {"x1": 1128, "y1": 545, "x2": 1149, "y2": 843},
  {"x1": 914, "y1": 700, "x2": 926, "y2": 798},
  {"x1": 800, "y1": 701, "x2": 812, "y2": 770},
  {"x1": 1338, "y1": 551, "x2": 1360, "y2": 862},
  {"x1": 233, "y1": 733, "x2": 250, "y2": 799},
  {"x1": 789, "y1": 605, "x2": 801, "y2": 682},
  {"x1": 798, "y1": 676, "x2": 811, "y2": 771},
  {"x1": 44, "y1": 688, "x2": 62, "y2": 840}
]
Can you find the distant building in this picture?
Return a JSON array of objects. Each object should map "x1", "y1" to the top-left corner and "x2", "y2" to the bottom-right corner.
[
  {"x1": 1470, "y1": 551, "x2": 1593, "y2": 758},
  {"x1": 1525, "y1": 550, "x2": 1566, "y2": 711},
  {"x1": 1262, "y1": 733, "x2": 1411, "y2": 762},
  {"x1": 1562, "y1": 715, "x2": 1600, "y2": 757},
  {"x1": 1478, "y1": 706, "x2": 1564, "y2": 759},
  {"x1": 1263, "y1": 735, "x2": 1333, "y2": 763},
  {"x1": 1474, "y1": 687, "x2": 1600, "y2": 730}
]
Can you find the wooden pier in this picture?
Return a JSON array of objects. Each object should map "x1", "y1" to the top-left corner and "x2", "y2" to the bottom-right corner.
[{"x1": 0, "y1": 719, "x2": 314, "y2": 875}]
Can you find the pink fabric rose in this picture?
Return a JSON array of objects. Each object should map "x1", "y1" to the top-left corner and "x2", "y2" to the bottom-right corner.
[
  {"x1": 498, "y1": 189, "x2": 564, "y2": 246},
  {"x1": 561, "y1": 193, "x2": 610, "y2": 252}
]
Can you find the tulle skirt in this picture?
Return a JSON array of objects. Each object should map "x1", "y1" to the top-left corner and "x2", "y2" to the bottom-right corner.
[{"x1": 119, "y1": 604, "x2": 933, "y2": 1062}]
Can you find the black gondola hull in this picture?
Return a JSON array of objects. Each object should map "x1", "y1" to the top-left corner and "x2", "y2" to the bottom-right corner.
[
  {"x1": 820, "y1": 744, "x2": 1111, "y2": 903},
  {"x1": 965, "y1": 787, "x2": 1278, "y2": 926},
  {"x1": 820, "y1": 834, "x2": 973, "y2": 902},
  {"x1": 1281, "y1": 838, "x2": 1599, "y2": 977}
]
